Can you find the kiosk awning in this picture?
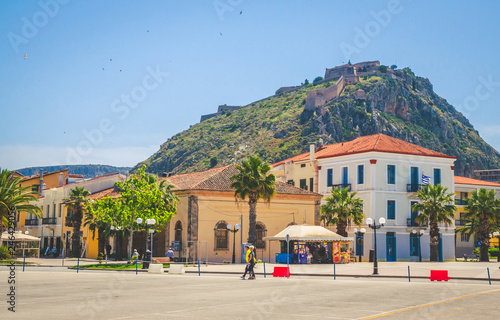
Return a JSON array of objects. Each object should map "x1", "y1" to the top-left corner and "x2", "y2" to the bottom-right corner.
[{"x1": 264, "y1": 224, "x2": 353, "y2": 242}]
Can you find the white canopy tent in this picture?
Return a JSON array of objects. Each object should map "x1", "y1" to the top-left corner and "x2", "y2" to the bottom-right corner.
[
  {"x1": 1, "y1": 231, "x2": 41, "y2": 258},
  {"x1": 265, "y1": 224, "x2": 354, "y2": 242}
]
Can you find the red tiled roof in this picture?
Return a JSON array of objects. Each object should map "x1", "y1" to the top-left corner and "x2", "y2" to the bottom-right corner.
[
  {"x1": 68, "y1": 174, "x2": 84, "y2": 178},
  {"x1": 455, "y1": 176, "x2": 500, "y2": 187},
  {"x1": 21, "y1": 169, "x2": 69, "y2": 182},
  {"x1": 273, "y1": 134, "x2": 456, "y2": 166},
  {"x1": 161, "y1": 164, "x2": 320, "y2": 196},
  {"x1": 89, "y1": 187, "x2": 121, "y2": 200}
]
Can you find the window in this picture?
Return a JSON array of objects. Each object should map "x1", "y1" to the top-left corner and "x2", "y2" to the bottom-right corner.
[
  {"x1": 214, "y1": 221, "x2": 229, "y2": 250},
  {"x1": 434, "y1": 168, "x2": 441, "y2": 186},
  {"x1": 59, "y1": 204, "x2": 62, "y2": 218},
  {"x1": 309, "y1": 178, "x2": 314, "y2": 192},
  {"x1": 53, "y1": 204, "x2": 56, "y2": 218},
  {"x1": 46, "y1": 205, "x2": 50, "y2": 218},
  {"x1": 299, "y1": 179, "x2": 307, "y2": 190},
  {"x1": 387, "y1": 200, "x2": 395, "y2": 219},
  {"x1": 300, "y1": 164, "x2": 306, "y2": 168},
  {"x1": 461, "y1": 233, "x2": 469, "y2": 242},
  {"x1": 342, "y1": 167, "x2": 348, "y2": 184},
  {"x1": 410, "y1": 234, "x2": 419, "y2": 256},
  {"x1": 287, "y1": 180, "x2": 294, "y2": 186},
  {"x1": 256, "y1": 222, "x2": 267, "y2": 249},
  {"x1": 327, "y1": 169, "x2": 333, "y2": 187},
  {"x1": 358, "y1": 165, "x2": 364, "y2": 184},
  {"x1": 387, "y1": 165, "x2": 395, "y2": 184}
]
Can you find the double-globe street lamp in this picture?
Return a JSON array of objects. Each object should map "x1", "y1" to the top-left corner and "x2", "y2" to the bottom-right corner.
[
  {"x1": 136, "y1": 218, "x2": 156, "y2": 262},
  {"x1": 227, "y1": 224, "x2": 241, "y2": 264},
  {"x1": 353, "y1": 227, "x2": 366, "y2": 263},
  {"x1": 412, "y1": 229, "x2": 425, "y2": 262},
  {"x1": 366, "y1": 217, "x2": 385, "y2": 275}
]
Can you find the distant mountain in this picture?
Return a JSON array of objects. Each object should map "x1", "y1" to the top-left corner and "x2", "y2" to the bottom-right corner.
[
  {"x1": 133, "y1": 65, "x2": 500, "y2": 177},
  {"x1": 16, "y1": 164, "x2": 130, "y2": 178}
]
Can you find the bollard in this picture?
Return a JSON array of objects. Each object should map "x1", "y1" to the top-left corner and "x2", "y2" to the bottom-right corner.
[
  {"x1": 198, "y1": 259, "x2": 200, "y2": 276},
  {"x1": 77, "y1": 257, "x2": 80, "y2": 273},
  {"x1": 334, "y1": 262, "x2": 336, "y2": 280},
  {"x1": 408, "y1": 266, "x2": 411, "y2": 282},
  {"x1": 23, "y1": 257, "x2": 25, "y2": 272},
  {"x1": 264, "y1": 261, "x2": 266, "y2": 278},
  {"x1": 487, "y1": 267, "x2": 491, "y2": 285},
  {"x1": 136, "y1": 258, "x2": 138, "y2": 275}
]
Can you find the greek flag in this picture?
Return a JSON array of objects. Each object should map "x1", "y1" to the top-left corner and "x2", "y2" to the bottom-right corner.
[{"x1": 422, "y1": 173, "x2": 431, "y2": 185}]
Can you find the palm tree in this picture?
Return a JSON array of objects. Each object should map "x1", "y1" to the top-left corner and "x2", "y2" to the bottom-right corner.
[
  {"x1": 64, "y1": 187, "x2": 90, "y2": 257},
  {"x1": 413, "y1": 184, "x2": 456, "y2": 262},
  {"x1": 457, "y1": 188, "x2": 500, "y2": 262},
  {"x1": 320, "y1": 187, "x2": 364, "y2": 237},
  {"x1": 230, "y1": 156, "x2": 276, "y2": 245},
  {"x1": 0, "y1": 168, "x2": 42, "y2": 232}
]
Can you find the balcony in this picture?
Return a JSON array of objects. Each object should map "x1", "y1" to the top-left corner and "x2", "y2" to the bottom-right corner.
[
  {"x1": 42, "y1": 217, "x2": 57, "y2": 225},
  {"x1": 407, "y1": 218, "x2": 428, "y2": 228},
  {"x1": 455, "y1": 199, "x2": 468, "y2": 206},
  {"x1": 331, "y1": 184, "x2": 351, "y2": 191},
  {"x1": 24, "y1": 219, "x2": 39, "y2": 226},
  {"x1": 407, "y1": 184, "x2": 422, "y2": 192},
  {"x1": 455, "y1": 219, "x2": 468, "y2": 226}
]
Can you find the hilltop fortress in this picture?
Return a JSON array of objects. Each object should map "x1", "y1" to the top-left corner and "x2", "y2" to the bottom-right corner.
[{"x1": 200, "y1": 60, "x2": 388, "y2": 122}]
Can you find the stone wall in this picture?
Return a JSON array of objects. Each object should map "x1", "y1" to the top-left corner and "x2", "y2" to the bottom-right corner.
[{"x1": 304, "y1": 76, "x2": 346, "y2": 110}]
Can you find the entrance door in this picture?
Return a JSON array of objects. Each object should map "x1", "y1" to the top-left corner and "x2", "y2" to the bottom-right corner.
[
  {"x1": 438, "y1": 234, "x2": 443, "y2": 262},
  {"x1": 386, "y1": 232, "x2": 396, "y2": 262},
  {"x1": 356, "y1": 234, "x2": 364, "y2": 257}
]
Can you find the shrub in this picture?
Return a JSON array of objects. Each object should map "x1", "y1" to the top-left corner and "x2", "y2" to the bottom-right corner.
[
  {"x1": 0, "y1": 245, "x2": 12, "y2": 259},
  {"x1": 377, "y1": 65, "x2": 388, "y2": 73},
  {"x1": 489, "y1": 247, "x2": 499, "y2": 257}
]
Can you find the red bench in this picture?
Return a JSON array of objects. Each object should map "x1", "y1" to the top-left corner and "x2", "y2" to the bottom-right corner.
[
  {"x1": 272, "y1": 266, "x2": 291, "y2": 277},
  {"x1": 429, "y1": 270, "x2": 450, "y2": 281}
]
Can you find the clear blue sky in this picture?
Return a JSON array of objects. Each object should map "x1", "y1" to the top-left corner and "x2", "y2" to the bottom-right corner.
[{"x1": 1, "y1": 0, "x2": 500, "y2": 170}]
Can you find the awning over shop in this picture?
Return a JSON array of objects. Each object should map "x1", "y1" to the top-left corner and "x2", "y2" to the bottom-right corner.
[
  {"x1": 264, "y1": 224, "x2": 354, "y2": 242},
  {"x1": 1, "y1": 231, "x2": 41, "y2": 242}
]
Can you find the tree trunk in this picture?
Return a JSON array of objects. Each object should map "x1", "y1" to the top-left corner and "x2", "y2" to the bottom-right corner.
[
  {"x1": 97, "y1": 226, "x2": 105, "y2": 257},
  {"x1": 248, "y1": 194, "x2": 257, "y2": 245},
  {"x1": 336, "y1": 218, "x2": 348, "y2": 237},
  {"x1": 115, "y1": 232, "x2": 123, "y2": 261},
  {"x1": 479, "y1": 217, "x2": 490, "y2": 262},
  {"x1": 71, "y1": 210, "x2": 82, "y2": 258},
  {"x1": 429, "y1": 220, "x2": 440, "y2": 262},
  {"x1": 127, "y1": 229, "x2": 134, "y2": 260}
]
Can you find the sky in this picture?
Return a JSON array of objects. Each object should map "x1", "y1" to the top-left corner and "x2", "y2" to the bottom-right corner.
[{"x1": 1, "y1": 0, "x2": 500, "y2": 170}]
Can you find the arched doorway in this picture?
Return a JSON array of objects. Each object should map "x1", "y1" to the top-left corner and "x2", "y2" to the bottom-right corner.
[{"x1": 174, "y1": 221, "x2": 182, "y2": 260}]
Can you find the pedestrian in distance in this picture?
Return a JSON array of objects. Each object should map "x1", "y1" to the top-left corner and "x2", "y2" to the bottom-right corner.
[
  {"x1": 166, "y1": 247, "x2": 174, "y2": 261},
  {"x1": 241, "y1": 245, "x2": 251, "y2": 279},
  {"x1": 248, "y1": 245, "x2": 256, "y2": 280}
]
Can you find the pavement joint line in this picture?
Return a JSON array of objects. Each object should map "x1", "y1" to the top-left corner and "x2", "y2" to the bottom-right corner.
[{"x1": 356, "y1": 288, "x2": 500, "y2": 320}]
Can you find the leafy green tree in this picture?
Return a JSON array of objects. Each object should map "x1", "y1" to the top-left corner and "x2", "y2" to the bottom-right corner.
[
  {"x1": 413, "y1": 184, "x2": 456, "y2": 261},
  {"x1": 85, "y1": 196, "x2": 119, "y2": 257},
  {"x1": 456, "y1": 188, "x2": 500, "y2": 261},
  {"x1": 377, "y1": 65, "x2": 388, "y2": 73},
  {"x1": 313, "y1": 76, "x2": 323, "y2": 85},
  {"x1": 390, "y1": 64, "x2": 397, "y2": 69},
  {"x1": 230, "y1": 156, "x2": 276, "y2": 245},
  {"x1": 64, "y1": 186, "x2": 90, "y2": 257},
  {"x1": 320, "y1": 187, "x2": 364, "y2": 237},
  {"x1": 210, "y1": 156, "x2": 218, "y2": 168},
  {"x1": 0, "y1": 168, "x2": 42, "y2": 232},
  {"x1": 114, "y1": 165, "x2": 178, "y2": 259}
]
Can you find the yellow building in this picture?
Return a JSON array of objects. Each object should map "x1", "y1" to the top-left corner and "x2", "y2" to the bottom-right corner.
[{"x1": 157, "y1": 164, "x2": 323, "y2": 263}]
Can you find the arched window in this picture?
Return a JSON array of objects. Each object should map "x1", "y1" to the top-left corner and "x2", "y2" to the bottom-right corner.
[
  {"x1": 174, "y1": 221, "x2": 182, "y2": 252},
  {"x1": 255, "y1": 222, "x2": 267, "y2": 249},
  {"x1": 214, "y1": 221, "x2": 229, "y2": 250}
]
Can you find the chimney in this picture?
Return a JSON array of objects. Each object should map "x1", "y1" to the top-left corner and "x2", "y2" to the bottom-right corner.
[
  {"x1": 39, "y1": 171, "x2": 44, "y2": 197},
  {"x1": 59, "y1": 173, "x2": 64, "y2": 187},
  {"x1": 318, "y1": 138, "x2": 324, "y2": 148},
  {"x1": 309, "y1": 142, "x2": 316, "y2": 162}
]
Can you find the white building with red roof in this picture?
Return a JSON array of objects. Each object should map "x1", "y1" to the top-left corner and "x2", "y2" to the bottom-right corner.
[{"x1": 273, "y1": 134, "x2": 458, "y2": 262}]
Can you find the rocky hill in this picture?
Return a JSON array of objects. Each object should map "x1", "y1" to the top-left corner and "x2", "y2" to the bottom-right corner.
[
  {"x1": 16, "y1": 164, "x2": 131, "y2": 178},
  {"x1": 133, "y1": 67, "x2": 500, "y2": 177}
]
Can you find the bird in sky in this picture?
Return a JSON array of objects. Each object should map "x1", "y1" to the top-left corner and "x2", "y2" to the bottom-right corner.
[
  {"x1": 220, "y1": 32, "x2": 222, "y2": 36},
  {"x1": 240, "y1": 10, "x2": 242, "y2": 15},
  {"x1": 24, "y1": 53, "x2": 27, "y2": 59},
  {"x1": 110, "y1": 58, "x2": 112, "y2": 61},
  {"x1": 102, "y1": 68, "x2": 105, "y2": 71}
]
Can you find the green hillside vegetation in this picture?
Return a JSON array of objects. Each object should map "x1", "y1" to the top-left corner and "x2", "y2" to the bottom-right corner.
[
  {"x1": 17, "y1": 165, "x2": 131, "y2": 178},
  {"x1": 134, "y1": 68, "x2": 500, "y2": 177}
]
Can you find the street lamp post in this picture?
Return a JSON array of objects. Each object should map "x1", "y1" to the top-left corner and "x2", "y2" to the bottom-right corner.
[
  {"x1": 136, "y1": 218, "x2": 156, "y2": 260},
  {"x1": 412, "y1": 229, "x2": 425, "y2": 262},
  {"x1": 353, "y1": 228, "x2": 366, "y2": 263},
  {"x1": 366, "y1": 217, "x2": 385, "y2": 275},
  {"x1": 227, "y1": 224, "x2": 241, "y2": 264}
]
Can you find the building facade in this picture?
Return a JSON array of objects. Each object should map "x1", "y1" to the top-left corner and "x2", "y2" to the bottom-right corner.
[{"x1": 273, "y1": 134, "x2": 457, "y2": 262}]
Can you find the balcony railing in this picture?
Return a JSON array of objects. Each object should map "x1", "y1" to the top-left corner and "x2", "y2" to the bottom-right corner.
[
  {"x1": 455, "y1": 219, "x2": 468, "y2": 226},
  {"x1": 407, "y1": 184, "x2": 422, "y2": 192},
  {"x1": 407, "y1": 218, "x2": 428, "y2": 227},
  {"x1": 42, "y1": 217, "x2": 57, "y2": 225},
  {"x1": 24, "y1": 219, "x2": 39, "y2": 226},
  {"x1": 331, "y1": 184, "x2": 351, "y2": 191},
  {"x1": 455, "y1": 199, "x2": 468, "y2": 206}
]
